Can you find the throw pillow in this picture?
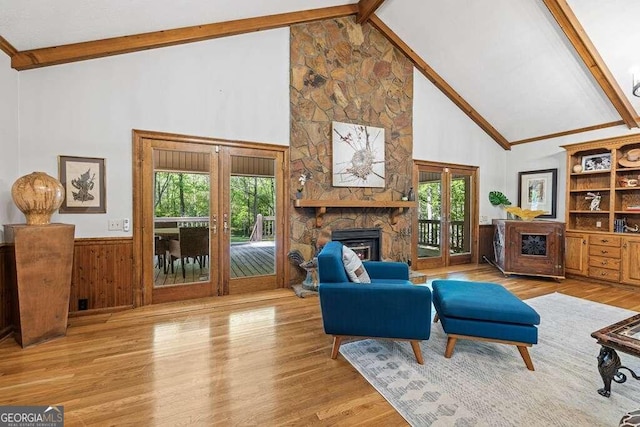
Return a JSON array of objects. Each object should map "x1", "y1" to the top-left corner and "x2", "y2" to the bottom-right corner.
[{"x1": 342, "y1": 246, "x2": 371, "y2": 283}]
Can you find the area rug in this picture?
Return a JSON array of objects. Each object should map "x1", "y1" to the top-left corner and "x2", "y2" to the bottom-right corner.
[{"x1": 340, "y1": 293, "x2": 640, "y2": 426}]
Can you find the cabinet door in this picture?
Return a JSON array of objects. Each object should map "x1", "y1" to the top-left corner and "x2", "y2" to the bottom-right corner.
[
  {"x1": 506, "y1": 222, "x2": 563, "y2": 277},
  {"x1": 622, "y1": 237, "x2": 640, "y2": 286},
  {"x1": 565, "y1": 232, "x2": 588, "y2": 276}
]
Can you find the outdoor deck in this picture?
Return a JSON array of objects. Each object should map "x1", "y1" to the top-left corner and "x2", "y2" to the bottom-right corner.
[{"x1": 154, "y1": 241, "x2": 275, "y2": 287}]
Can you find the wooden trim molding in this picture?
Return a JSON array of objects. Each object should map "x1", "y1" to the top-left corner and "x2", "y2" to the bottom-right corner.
[
  {"x1": 509, "y1": 120, "x2": 625, "y2": 145},
  {"x1": 560, "y1": 131, "x2": 640, "y2": 151},
  {"x1": 543, "y1": 0, "x2": 640, "y2": 128},
  {"x1": 11, "y1": 5, "x2": 358, "y2": 71},
  {"x1": 0, "y1": 36, "x2": 18, "y2": 58},
  {"x1": 133, "y1": 129, "x2": 288, "y2": 152},
  {"x1": 368, "y1": 15, "x2": 511, "y2": 151},
  {"x1": 357, "y1": 0, "x2": 386, "y2": 24}
]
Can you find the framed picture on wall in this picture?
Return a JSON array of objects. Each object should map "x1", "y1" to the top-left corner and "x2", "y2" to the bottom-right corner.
[
  {"x1": 58, "y1": 155, "x2": 106, "y2": 213},
  {"x1": 332, "y1": 121, "x2": 385, "y2": 187},
  {"x1": 517, "y1": 168, "x2": 557, "y2": 218}
]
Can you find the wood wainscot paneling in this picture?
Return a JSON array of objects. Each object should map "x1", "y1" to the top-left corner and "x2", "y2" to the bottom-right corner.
[
  {"x1": 0, "y1": 237, "x2": 134, "y2": 339},
  {"x1": 0, "y1": 244, "x2": 16, "y2": 341},
  {"x1": 70, "y1": 237, "x2": 134, "y2": 316}
]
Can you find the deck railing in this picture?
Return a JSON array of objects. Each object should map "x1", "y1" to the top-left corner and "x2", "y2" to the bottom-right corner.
[
  {"x1": 155, "y1": 216, "x2": 210, "y2": 228},
  {"x1": 417, "y1": 219, "x2": 466, "y2": 253},
  {"x1": 249, "y1": 214, "x2": 275, "y2": 241}
]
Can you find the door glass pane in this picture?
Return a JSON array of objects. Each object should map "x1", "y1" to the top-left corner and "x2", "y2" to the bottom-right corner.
[
  {"x1": 229, "y1": 156, "x2": 276, "y2": 278},
  {"x1": 153, "y1": 149, "x2": 210, "y2": 286},
  {"x1": 417, "y1": 170, "x2": 442, "y2": 258},
  {"x1": 450, "y1": 173, "x2": 471, "y2": 255}
]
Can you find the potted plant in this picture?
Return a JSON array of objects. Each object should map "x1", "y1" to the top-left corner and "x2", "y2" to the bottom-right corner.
[
  {"x1": 489, "y1": 191, "x2": 512, "y2": 208},
  {"x1": 489, "y1": 191, "x2": 513, "y2": 219}
]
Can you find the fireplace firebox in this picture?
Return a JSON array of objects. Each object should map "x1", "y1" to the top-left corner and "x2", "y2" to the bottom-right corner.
[{"x1": 332, "y1": 228, "x2": 381, "y2": 261}]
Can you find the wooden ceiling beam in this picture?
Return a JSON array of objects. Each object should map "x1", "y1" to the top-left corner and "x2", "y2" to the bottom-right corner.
[
  {"x1": 509, "y1": 120, "x2": 624, "y2": 145},
  {"x1": 543, "y1": 0, "x2": 639, "y2": 128},
  {"x1": 11, "y1": 5, "x2": 358, "y2": 71},
  {"x1": 368, "y1": 15, "x2": 511, "y2": 150},
  {"x1": 357, "y1": 0, "x2": 386, "y2": 24},
  {"x1": 0, "y1": 36, "x2": 18, "y2": 57}
]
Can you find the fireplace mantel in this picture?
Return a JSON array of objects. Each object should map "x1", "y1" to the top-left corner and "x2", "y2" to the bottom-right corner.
[{"x1": 294, "y1": 199, "x2": 416, "y2": 227}]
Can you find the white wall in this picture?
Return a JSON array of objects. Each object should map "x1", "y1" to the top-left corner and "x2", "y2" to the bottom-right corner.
[
  {"x1": 18, "y1": 28, "x2": 290, "y2": 238},
  {"x1": 412, "y1": 69, "x2": 508, "y2": 222},
  {"x1": 507, "y1": 125, "x2": 640, "y2": 222},
  {"x1": 0, "y1": 53, "x2": 20, "y2": 241}
]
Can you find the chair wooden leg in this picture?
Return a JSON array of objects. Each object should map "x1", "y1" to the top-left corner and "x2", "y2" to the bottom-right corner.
[
  {"x1": 181, "y1": 258, "x2": 186, "y2": 279},
  {"x1": 410, "y1": 340, "x2": 424, "y2": 365},
  {"x1": 517, "y1": 345, "x2": 535, "y2": 371},
  {"x1": 444, "y1": 336, "x2": 457, "y2": 358},
  {"x1": 433, "y1": 313, "x2": 439, "y2": 323},
  {"x1": 330, "y1": 336, "x2": 343, "y2": 359}
]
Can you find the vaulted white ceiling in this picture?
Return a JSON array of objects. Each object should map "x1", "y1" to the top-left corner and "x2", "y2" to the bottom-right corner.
[{"x1": 0, "y1": 0, "x2": 638, "y2": 147}]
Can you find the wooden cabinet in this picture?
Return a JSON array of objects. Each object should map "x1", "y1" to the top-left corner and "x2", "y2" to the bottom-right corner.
[
  {"x1": 622, "y1": 236, "x2": 640, "y2": 286},
  {"x1": 492, "y1": 219, "x2": 565, "y2": 279},
  {"x1": 563, "y1": 135, "x2": 640, "y2": 287},
  {"x1": 587, "y1": 235, "x2": 621, "y2": 283},
  {"x1": 565, "y1": 231, "x2": 588, "y2": 276}
]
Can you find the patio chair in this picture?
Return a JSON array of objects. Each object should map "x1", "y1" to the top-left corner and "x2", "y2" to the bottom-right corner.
[
  {"x1": 168, "y1": 227, "x2": 209, "y2": 279},
  {"x1": 155, "y1": 235, "x2": 169, "y2": 274}
]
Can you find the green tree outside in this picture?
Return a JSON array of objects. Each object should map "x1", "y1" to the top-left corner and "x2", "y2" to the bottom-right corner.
[{"x1": 154, "y1": 172, "x2": 275, "y2": 241}]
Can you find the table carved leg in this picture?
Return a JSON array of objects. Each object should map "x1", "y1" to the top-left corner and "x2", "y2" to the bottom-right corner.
[{"x1": 597, "y1": 346, "x2": 640, "y2": 397}]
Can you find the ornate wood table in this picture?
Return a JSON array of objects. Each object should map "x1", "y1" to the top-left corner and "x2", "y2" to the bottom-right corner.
[{"x1": 591, "y1": 314, "x2": 640, "y2": 397}]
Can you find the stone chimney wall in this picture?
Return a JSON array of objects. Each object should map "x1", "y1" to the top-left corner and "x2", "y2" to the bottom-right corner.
[{"x1": 289, "y1": 17, "x2": 413, "y2": 279}]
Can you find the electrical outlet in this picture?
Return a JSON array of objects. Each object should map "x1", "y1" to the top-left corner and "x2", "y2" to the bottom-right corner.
[
  {"x1": 480, "y1": 215, "x2": 489, "y2": 224},
  {"x1": 78, "y1": 299, "x2": 88, "y2": 310},
  {"x1": 123, "y1": 218, "x2": 130, "y2": 232},
  {"x1": 108, "y1": 219, "x2": 123, "y2": 231},
  {"x1": 596, "y1": 221, "x2": 602, "y2": 228}
]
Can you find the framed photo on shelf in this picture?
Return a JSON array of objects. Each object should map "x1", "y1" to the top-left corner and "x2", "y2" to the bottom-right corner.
[
  {"x1": 517, "y1": 168, "x2": 557, "y2": 218},
  {"x1": 58, "y1": 155, "x2": 106, "y2": 213},
  {"x1": 581, "y1": 153, "x2": 611, "y2": 171}
]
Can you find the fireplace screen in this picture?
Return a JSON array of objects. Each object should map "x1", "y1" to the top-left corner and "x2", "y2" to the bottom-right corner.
[{"x1": 332, "y1": 228, "x2": 381, "y2": 261}]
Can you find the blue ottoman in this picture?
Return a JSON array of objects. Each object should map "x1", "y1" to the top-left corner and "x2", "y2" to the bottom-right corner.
[{"x1": 432, "y1": 279, "x2": 540, "y2": 371}]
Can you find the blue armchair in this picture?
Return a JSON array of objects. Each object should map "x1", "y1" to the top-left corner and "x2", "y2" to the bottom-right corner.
[{"x1": 317, "y1": 241, "x2": 432, "y2": 364}]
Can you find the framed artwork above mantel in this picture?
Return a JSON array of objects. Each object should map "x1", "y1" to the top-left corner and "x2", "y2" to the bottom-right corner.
[{"x1": 331, "y1": 121, "x2": 385, "y2": 188}]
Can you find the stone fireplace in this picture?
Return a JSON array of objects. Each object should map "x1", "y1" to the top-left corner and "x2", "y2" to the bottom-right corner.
[
  {"x1": 288, "y1": 16, "x2": 414, "y2": 285},
  {"x1": 332, "y1": 228, "x2": 381, "y2": 261}
]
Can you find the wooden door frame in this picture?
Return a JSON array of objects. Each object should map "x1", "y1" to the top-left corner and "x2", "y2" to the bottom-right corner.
[
  {"x1": 220, "y1": 146, "x2": 285, "y2": 296},
  {"x1": 411, "y1": 160, "x2": 479, "y2": 270},
  {"x1": 141, "y1": 138, "x2": 219, "y2": 304},
  {"x1": 132, "y1": 129, "x2": 290, "y2": 307}
]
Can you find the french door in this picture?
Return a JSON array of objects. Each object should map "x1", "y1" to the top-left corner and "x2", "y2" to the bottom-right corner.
[
  {"x1": 134, "y1": 131, "x2": 285, "y2": 305},
  {"x1": 412, "y1": 161, "x2": 479, "y2": 269}
]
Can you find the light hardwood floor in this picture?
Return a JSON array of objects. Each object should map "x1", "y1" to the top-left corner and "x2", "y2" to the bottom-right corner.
[{"x1": 1, "y1": 265, "x2": 639, "y2": 426}]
